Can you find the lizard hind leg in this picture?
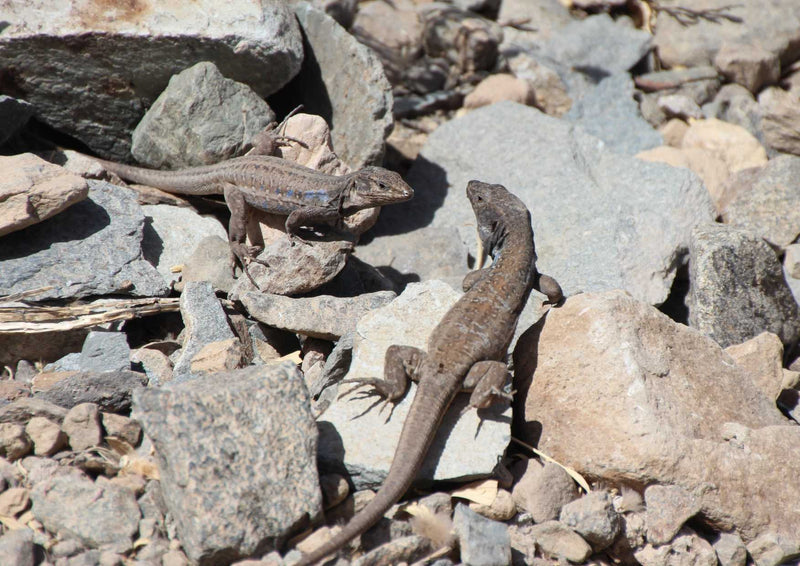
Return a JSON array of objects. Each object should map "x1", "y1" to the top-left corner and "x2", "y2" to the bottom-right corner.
[
  {"x1": 338, "y1": 345, "x2": 426, "y2": 406},
  {"x1": 462, "y1": 360, "x2": 513, "y2": 412}
]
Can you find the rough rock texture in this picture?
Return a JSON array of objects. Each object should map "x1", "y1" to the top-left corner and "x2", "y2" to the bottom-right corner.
[
  {"x1": 133, "y1": 363, "x2": 320, "y2": 565},
  {"x1": 131, "y1": 61, "x2": 276, "y2": 168},
  {"x1": 681, "y1": 118, "x2": 768, "y2": 176},
  {"x1": 511, "y1": 459, "x2": 580, "y2": 523},
  {"x1": 758, "y1": 87, "x2": 800, "y2": 157},
  {"x1": 529, "y1": 521, "x2": 592, "y2": 563},
  {"x1": 0, "y1": 181, "x2": 169, "y2": 300},
  {"x1": 721, "y1": 155, "x2": 800, "y2": 247},
  {"x1": 61, "y1": 403, "x2": 103, "y2": 451},
  {"x1": 713, "y1": 42, "x2": 780, "y2": 94},
  {"x1": 34, "y1": 370, "x2": 146, "y2": 412},
  {"x1": 644, "y1": 484, "x2": 701, "y2": 546},
  {"x1": 0, "y1": 1, "x2": 302, "y2": 160},
  {"x1": 688, "y1": 224, "x2": 800, "y2": 348},
  {"x1": 288, "y1": 3, "x2": 393, "y2": 169},
  {"x1": 653, "y1": 1, "x2": 800, "y2": 69},
  {"x1": 724, "y1": 332, "x2": 785, "y2": 401},
  {"x1": 559, "y1": 491, "x2": 621, "y2": 551},
  {"x1": 635, "y1": 529, "x2": 718, "y2": 566},
  {"x1": 452, "y1": 503, "x2": 512, "y2": 566},
  {"x1": 240, "y1": 290, "x2": 396, "y2": 340},
  {"x1": 318, "y1": 280, "x2": 511, "y2": 489},
  {"x1": 389, "y1": 101, "x2": 713, "y2": 304},
  {"x1": 0, "y1": 154, "x2": 88, "y2": 238},
  {"x1": 31, "y1": 474, "x2": 141, "y2": 552},
  {"x1": 517, "y1": 290, "x2": 798, "y2": 541}
]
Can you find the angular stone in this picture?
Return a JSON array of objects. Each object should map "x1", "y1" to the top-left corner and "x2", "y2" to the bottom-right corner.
[
  {"x1": 0, "y1": 398, "x2": 67, "y2": 425},
  {"x1": 31, "y1": 474, "x2": 140, "y2": 552},
  {"x1": 714, "y1": 42, "x2": 781, "y2": 94},
  {"x1": 517, "y1": 290, "x2": 799, "y2": 540},
  {"x1": 0, "y1": 486, "x2": 29, "y2": 516},
  {"x1": 0, "y1": 1, "x2": 302, "y2": 160},
  {"x1": 318, "y1": 281, "x2": 511, "y2": 489},
  {"x1": 507, "y1": 54, "x2": 572, "y2": 117},
  {"x1": 725, "y1": 332, "x2": 784, "y2": 401},
  {"x1": 529, "y1": 521, "x2": 592, "y2": 563},
  {"x1": 689, "y1": 224, "x2": 800, "y2": 348},
  {"x1": 101, "y1": 413, "x2": 142, "y2": 447},
  {"x1": 713, "y1": 532, "x2": 747, "y2": 566},
  {"x1": 0, "y1": 423, "x2": 31, "y2": 461},
  {"x1": 34, "y1": 370, "x2": 147, "y2": 412},
  {"x1": 746, "y1": 533, "x2": 800, "y2": 566},
  {"x1": 758, "y1": 87, "x2": 800, "y2": 157},
  {"x1": 721, "y1": 155, "x2": 800, "y2": 248},
  {"x1": 511, "y1": 459, "x2": 579, "y2": 523},
  {"x1": 452, "y1": 503, "x2": 512, "y2": 566},
  {"x1": 702, "y1": 84, "x2": 764, "y2": 143},
  {"x1": 635, "y1": 529, "x2": 717, "y2": 566},
  {"x1": 393, "y1": 101, "x2": 713, "y2": 304},
  {"x1": 559, "y1": 491, "x2": 621, "y2": 550},
  {"x1": 131, "y1": 61, "x2": 276, "y2": 168},
  {"x1": 62, "y1": 403, "x2": 103, "y2": 452},
  {"x1": 132, "y1": 363, "x2": 320, "y2": 565},
  {"x1": 0, "y1": 154, "x2": 88, "y2": 238},
  {"x1": 24, "y1": 417, "x2": 67, "y2": 457},
  {"x1": 0, "y1": 182, "x2": 169, "y2": 300},
  {"x1": 78, "y1": 331, "x2": 131, "y2": 373},
  {"x1": 644, "y1": 485, "x2": 701, "y2": 546},
  {"x1": 240, "y1": 290, "x2": 396, "y2": 340}
]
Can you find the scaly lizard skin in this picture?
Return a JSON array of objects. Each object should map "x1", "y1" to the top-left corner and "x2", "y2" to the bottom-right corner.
[
  {"x1": 295, "y1": 181, "x2": 562, "y2": 565},
  {"x1": 91, "y1": 155, "x2": 413, "y2": 266}
]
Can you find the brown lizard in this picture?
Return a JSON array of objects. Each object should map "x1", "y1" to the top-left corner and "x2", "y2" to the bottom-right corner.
[
  {"x1": 294, "y1": 180, "x2": 562, "y2": 565},
  {"x1": 90, "y1": 155, "x2": 413, "y2": 269}
]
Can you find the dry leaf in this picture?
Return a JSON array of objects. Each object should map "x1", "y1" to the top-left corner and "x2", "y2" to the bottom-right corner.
[
  {"x1": 512, "y1": 437, "x2": 591, "y2": 493},
  {"x1": 450, "y1": 479, "x2": 498, "y2": 506}
]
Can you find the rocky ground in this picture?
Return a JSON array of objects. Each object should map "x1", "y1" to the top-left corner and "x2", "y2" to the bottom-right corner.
[{"x1": 1, "y1": 0, "x2": 800, "y2": 565}]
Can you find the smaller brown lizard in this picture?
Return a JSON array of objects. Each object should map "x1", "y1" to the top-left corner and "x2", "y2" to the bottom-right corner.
[{"x1": 90, "y1": 155, "x2": 413, "y2": 272}]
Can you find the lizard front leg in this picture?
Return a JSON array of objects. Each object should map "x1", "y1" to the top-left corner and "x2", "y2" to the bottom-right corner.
[
  {"x1": 222, "y1": 184, "x2": 263, "y2": 282},
  {"x1": 463, "y1": 360, "x2": 513, "y2": 409},
  {"x1": 339, "y1": 345, "x2": 425, "y2": 403},
  {"x1": 285, "y1": 206, "x2": 342, "y2": 240}
]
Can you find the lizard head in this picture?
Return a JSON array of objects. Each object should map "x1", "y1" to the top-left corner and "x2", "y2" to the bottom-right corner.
[
  {"x1": 344, "y1": 167, "x2": 414, "y2": 210},
  {"x1": 466, "y1": 180, "x2": 530, "y2": 259}
]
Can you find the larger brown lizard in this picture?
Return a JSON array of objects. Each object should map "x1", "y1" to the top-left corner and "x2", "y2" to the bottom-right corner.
[
  {"x1": 90, "y1": 155, "x2": 413, "y2": 268},
  {"x1": 294, "y1": 180, "x2": 562, "y2": 565}
]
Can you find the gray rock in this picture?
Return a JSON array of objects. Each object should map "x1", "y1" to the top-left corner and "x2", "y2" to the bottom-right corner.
[
  {"x1": 391, "y1": 101, "x2": 713, "y2": 305},
  {"x1": 0, "y1": 398, "x2": 67, "y2": 425},
  {"x1": 352, "y1": 535, "x2": 434, "y2": 566},
  {"x1": 178, "y1": 235, "x2": 236, "y2": 293},
  {"x1": 34, "y1": 370, "x2": 147, "y2": 412},
  {"x1": 288, "y1": 3, "x2": 393, "y2": 169},
  {"x1": 746, "y1": 533, "x2": 800, "y2": 566},
  {"x1": 0, "y1": 1, "x2": 302, "y2": 160},
  {"x1": 230, "y1": 238, "x2": 353, "y2": 298},
  {"x1": 643, "y1": 484, "x2": 701, "y2": 546},
  {"x1": 42, "y1": 354, "x2": 82, "y2": 373},
  {"x1": 497, "y1": 0, "x2": 572, "y2": 52},
  {"x1": 78, "y1": 331, "x2": 131, "y2": 373},
  {"x1": 559, "y1": 491, "x2": 621, "y2": 550},
  {"x1": 688, "y1": 223, "x2": 800, "y2": 348},
  {"x1": 529, "y1": 521, "x2": 592, "y2": 563},
  {"x1": 309, "y1": 332, "x2": 354, "y2": 401},
  {"x1": 131, "y1": 61, "x2": 276, "y2": 168},
  {"x1": 636, "y1": 66, "x2": 721, "y2": 92},
  {"x1": 132, "y1": 363, "x2": 321, "y2": 565},
  {"x1": 721, "y1": 155, "x2": 800, "y2": 247},
  {"x1": 62, "y1": 403, "x2": 103, "y2": 452},
  {"x1": 452, "y1": 503, "x2": 511, "y2": 566},
  {"x1": 653, "y1": 1, "x2": 800, "y2": 69},
  {"x1": 318, "y1": 281, "x2": 511, "y2": 489},
  {"x1": 541, "y1": 14, "x2": 651, "y2": 77},
  {"x1": 657, "y1": 94, "x2": 704, "y2": 120},
  {"x1": 758, "y1": 86, "x2": 800, "y2": 157},
  {"x1": 566, "y1": 73, "x2": 663, "y2": 155},
  {"x1": 171, "y1": 281, "x2": 237, "y2": 383},
  {"x1": 713, "y1": 532, "x2": 747, "y2": 566},
  {"x1": 0, "y1": 95, "x2": 34, "y2": 145},
  {"x1": 0, "y1": 528, "x2": 35, "y2": 566},
  {"x1": 511, "y1": 459, "x2": 579, "y2": 524},
  {"x1": 142, "y1": 207, "x2": 228, "y2": 288},
  {"x1": 702, "y1": 84, "x2": 764, "y2": 144},
  {"x1": 240, "y1": 290, "x2": 395, "y2": 340},
  {"x1": 635, "y1": 529, "x2": 717, "y2": 566},
  {"x1": 0, "y1": 181, "x2": 169, "y2": 300},
  {"x1": 31, "y1": 474, "x2": 140, "y2": 552}
]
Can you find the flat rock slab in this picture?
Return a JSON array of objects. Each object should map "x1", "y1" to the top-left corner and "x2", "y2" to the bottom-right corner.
[
  {"x1": 33, "y1": 370, "x2": 146, "y2": 412},
  {"x1": 0, "y1": 1, "x2": 302, "y2": 160},
  {"x1": 388, "y1": 101, "x2": 713, "y2": 305},
  {"x1": 518, "y1": 290, "x2": 798, "y2": 541},
  {"x1": 0, "y1": 154, "x2": 88, "y2": 238},
  {"x1": 318, "y1": 280, "x2": 512, "y2": 490},
  {"x1": 0, "y1": 181, "x2": 169, "y2": 300},
  {"x1": 689, "y1": 223, "x2": 800, "y2": 348},
  {"x1": 132, "y1": 362, "x2": 320, "y2": 565}
]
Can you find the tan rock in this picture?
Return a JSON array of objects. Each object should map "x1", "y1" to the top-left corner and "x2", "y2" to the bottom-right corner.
[
  {"x1": 469, "y1": 488, "x2": 516, "y2": 521},
  {"x1": 529, "y1": 521, "x2": 592, "y2": 563},
  {"x1": 658, "y1": 119, "x2": 689, "y2": 148},
  {"x1": 784, "y1": 243, "x2": 800, "y2": 279},
  {"x1": 511, "y1": 458, "x2": 579, "y2": 523},
  {"x1": 0, "y1": 153, "x2": 88, "y2": 237},
  {"x1": 189, "y1": 338, "x2": 243, "y2": 375},
  {"x1": 517, "y1": 291, "x2": 797, "y2": 540},
  {"x1": 130, "y1": 347, "x2": 173, "y2": 385},
  {"x1": 644, "y1": 485, "x2": 701, "y2": 546},
  {"x1": 62, "y1": 403, "x2": 103, "y2": 451},
  {"x1": 636, "y1": 146, "x2": 729, "y2": 212},
  {"x1": 464, "y1": 73, "x2": 536, "y2": 110},
  {"x1": 758, "y1": 86, "x2": 800, "y2": 156},
  {"x1": 635, "y1": 529, "x2": 717, "y2": 566},
  {"x1": 681, "y1": 118, "x2": 767, "y2": 175},
  {"x1": 747, "y1": 532, "x2": 800, "y2": 566},
  {"x1": 24, "y1": 416, "x2": 67, "y2": 456},
  {"x1": 725, "y1": 332, "x2": 784, "y2": 400},
  {"x1": 714, "y1": 42, "x2": 780, "y2": 94},
  {"x1": 508, "y1": 54, "x2": 572, "y2": 117},
  {"x1": 714, "y1": 532, "x2": 747, "y2": 566},
  {"x1": 0, "y1": 423, "x2": 31, "y2": 461},
  {"x1": 101, "y1": 412, "x2": 142, "y2": 446},
  {"x1": 0, "y1": 486, "x2": 29, "y2": 516}
]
